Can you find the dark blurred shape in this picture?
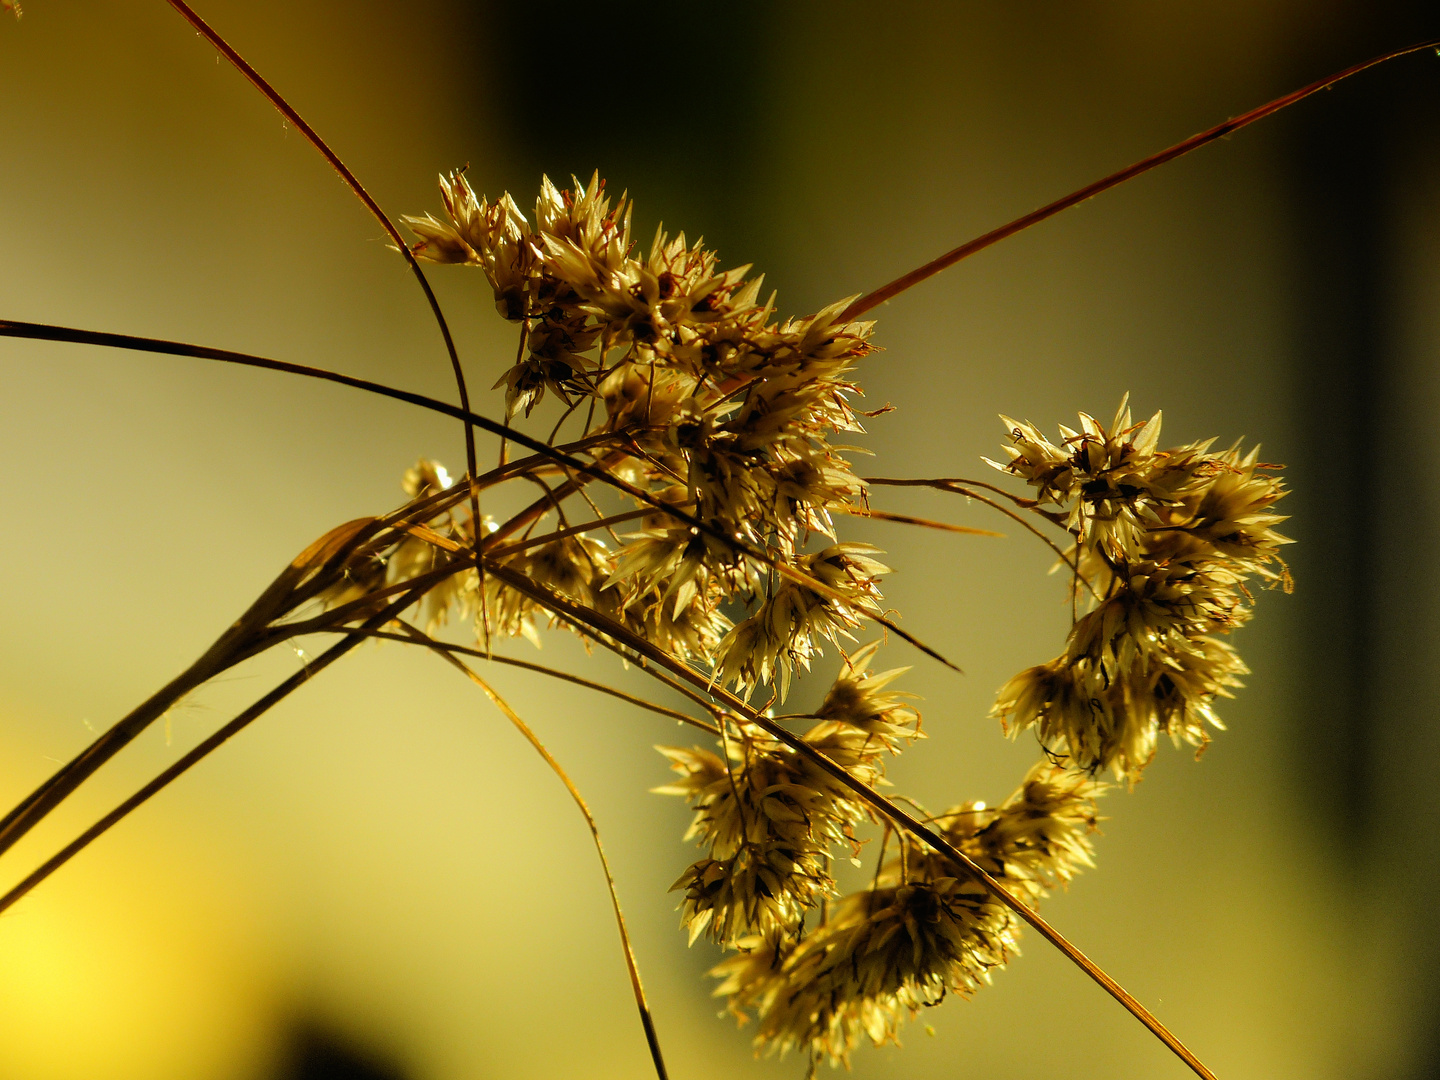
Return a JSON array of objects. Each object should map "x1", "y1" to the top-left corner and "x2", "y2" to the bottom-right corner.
[
  {"x1": 271, "y1": 1020, "x2": 409, "y2": 1080},
  {"x1": 482, "y1": 0, "x2": 772, "y2": 261},
  {"x1": 1281, "y1": 6, "x2": 1440, "y2": 1079},
  {"x1": 1283, "y1": 6, "x2": 1439, "y2": 851}
]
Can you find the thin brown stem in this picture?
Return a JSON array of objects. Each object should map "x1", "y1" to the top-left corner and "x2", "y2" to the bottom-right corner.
[
  {"x1": 866, "y1": 476, "x2": 1097, "y2": 601},
  {"x1": 628, "y1": 657, "x2": 731, "y2": 724},
  {"x1": 342, "y1": 625, "x2": 719, "y2": 735},
  {"x1": 486, "y1": 510, "x2": 649, "y2": 559},
  {"x1": 480, "y1": 560, "x2": 1215, "y2": 1080},
  {"x1": 0, "y1": 515, "x2": 407, "y2": 859},
  {"x1": 0, "y1": 585, "x2": 431, "y2": 917},
  {"x1": 2, "y1": 312, "x2": 955, "y2": 672},
  {"x1": 520, "y1": 472, "x2": 573, "y2": 531},
  {"x1": 407, "y1": 626, "x2": 669, "y2": 1080},
  {"x1": 835, "y1": 505, "x2": 1004, "y2": 538},
  {"x1": 0, "y1": 654, "x2": 223, "y2": 860},
  {"x1": 0, "y1": 318, "x2": 620, "y2": 472},
  {"x1": 842, "y1": 38, "x2": 1440, "y2": 320},
  {"x1": 547, "y1": 393, "x2": 590, "y2": 446},
  {"x1": 500, "y1": 317, "x2": 530, "y2": 466},
  {"x1": 948, "y1": 485, "x2": 1100, "y2": 602},
  {"x1": 160, "y1": 0, "x2": 485, "y2": 563},
  {"x1": 259, "y1": 561, "x2": 465, "y2": 647},
  {"x1": 716, "y1": 712, "x2": 751, "y2": 847},
  {"x1": 866, "y1": 474, "x2": 1060, "y2": 519},
  {"x1": 572, "y1": 484, "x2": 622, "y2": 545}
]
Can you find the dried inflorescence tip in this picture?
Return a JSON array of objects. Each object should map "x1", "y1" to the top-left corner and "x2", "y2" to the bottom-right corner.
[
  {"x1": 654, "y1": 644, "x2": 920, "y2": 946},
  {"x1": 715, "y1": 544, "x2": 891, "y2": 701},
  {"x1": 710, "y1": 760, "x2": 1104, "y2": 1072},
  {"x1": 989, "y1": 398, "x2": 1290, "y2": 779},
  {"x1": 804, "y1": 639, "x2": 923, "y2": 760}
]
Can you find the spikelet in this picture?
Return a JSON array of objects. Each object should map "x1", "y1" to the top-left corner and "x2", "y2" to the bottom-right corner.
[{"x1": 990, "y1": 399, "x2": 1289, "y2": 779}]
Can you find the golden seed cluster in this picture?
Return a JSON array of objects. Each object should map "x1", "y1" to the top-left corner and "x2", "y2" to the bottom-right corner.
[
  {"x1": 299, "y1": 173, "x2": 1289, "y2": 1072},
  {"x1": 989, "y1": 400, "x2": 1290, "y2": 779}
]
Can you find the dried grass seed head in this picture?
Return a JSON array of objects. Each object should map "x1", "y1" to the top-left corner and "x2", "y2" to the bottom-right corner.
[{"x1": 989, "y1": 399, "x2": 1289, "y2": 778}]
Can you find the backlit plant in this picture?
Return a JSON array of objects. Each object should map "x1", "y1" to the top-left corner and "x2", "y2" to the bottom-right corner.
[{"x1": 2, "y1": 5, "x2": 1434, "y2": 1078}]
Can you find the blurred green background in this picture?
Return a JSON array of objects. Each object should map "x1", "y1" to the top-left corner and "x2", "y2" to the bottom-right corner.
[{"x1": 1, "y1": 2, "x2": 1438, "y2": 1078}]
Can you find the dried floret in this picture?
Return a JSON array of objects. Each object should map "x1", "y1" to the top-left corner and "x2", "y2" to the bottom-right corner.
[
  {"x1": 478, "y1": 535, "x2": 620, "y2": 647},
  {"x1": 655, "y1": 711, "x2": 910, "y2": 944},
  {"x1": 935, "y1": 760, "x2": 1104, "y2": 903},
  {"x1": 715, "y1": 544, "x2": 890, "y2": 700},
  {"x1": 989, "y1": 399, "x2": 1288, "y2": 778},
  {"x1": 720, "y1": 876, "x2": 1015, "y2": 1070},
  {"x1": 713, "y1": 759, "x2": 1104, "y2": 1072},
  {"x1": 803, "y1": 640, "x2": 922, "y2": 759}
]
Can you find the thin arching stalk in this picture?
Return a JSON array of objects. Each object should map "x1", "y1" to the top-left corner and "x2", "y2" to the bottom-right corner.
[
  {"x1": 0, "y1": 314, "x2": 959, "y2": 674},
  {"x1": 345, "y1": 624, "x2": 720, "y2": 735},
  {"x1": 841, "y1": 37, "x2": 1440, "y2": 319},
  {"x1": 867, "y1": 474, "x2": 1061, "y2": 516},
  {"x1": 402, "y1": 623, "x2": 671, "y2": 1080},
  {"x1": 0, "y1": 516, "x2": 414, "y2": 857},
  {"x1": 160, "y1": 0, "x2": 485, "y2": 554},
  {"x1": 485, "y1": 510, "x2": 650, "y2": 559},
  {"x1": 0, "y1": 318, "x2": 623, "y2": 465},
  {"x1": 0, "y1": 584, "x2": 435, "y2": 917},
  {"x1": 866, "y1": 475, "x2": 1098, "y2": 600},
  {"x1": 835, "y1": 505, "x2": 1004, "y2": 538}
]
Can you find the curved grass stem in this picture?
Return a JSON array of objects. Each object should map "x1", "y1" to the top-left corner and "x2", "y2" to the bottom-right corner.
[
  {"x1": 340, "y1": 624, "x2": 720, "y2": 735},
  {"x1": 0, "y1": 315, "x2": 959, "y2": 675},
  {"x1": 0, "y1": 517, "x2": 409, "y2": 858},
  {"x1": 0, "y1": 584, "x2": 434, "y2": 917},
  {"x1": 842, "y1": 37, "x2": 1440, "y2": 320},
  {"x1": 866, "y1": 476, "x2": 1098, "y2": 602},
  {"x1": 399, "y1": 622, "x2": 671, "y2": 1080},
  {"x1": 835, "y1": 505, "x2": 1004, "y2": 538},
  {"x1": 159, "y1": 0, "x2": 487, "y2": 593}
]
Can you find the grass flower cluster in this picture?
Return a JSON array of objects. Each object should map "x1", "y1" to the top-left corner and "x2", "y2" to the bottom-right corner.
[
  {"x1": 990, "y1": 403, "x2": 1291, "y2": 780},
  {"x1": 317, "y1": 171, "x2": 1280, "y2": 1074},
  {"x1": 711, "y1": 762, "x2": 1103, "y2": 1067}
]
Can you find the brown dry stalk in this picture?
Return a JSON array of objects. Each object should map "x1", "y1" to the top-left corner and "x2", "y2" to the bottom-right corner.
[
  {"x1": 399, "y1": 622, "x2": 670, "y2": 1080},
  {"x1": 0, "y1": 318, "x2": 604, "y2": 460},
  {"x1": 0, "y1": 315, "x2": 964, "y2": 680},
  {"x1": 0, "y1": 582, "x2": 436, "y2": 917},
  {"x1": 0, "y1": 516, "x2": 390, "y2": 856},
  {"x1": 835, "y1": 505, "x2": 1004, "y2": 538},
  {"x1": 0, "y1": 449, "x2": 668, "y2": 874},
  {"x1": 159, "y1": 0, "x2": 485, "y2": 549},
  {"x1": 841, "y1": 38, "x2": 1440, "y2": 320},
  {"x1": 8, "y1": 310, "x2": 958, "y2": 675},
  {"x1": 865, "y1": 475, "x2": 1092, "y2": 578},
  {"x1": 0, "y1": 618, "x2": 720, "y2": 923},
  {"x1": 354, "y1": 625, "x2": 720, "y2": 735}
]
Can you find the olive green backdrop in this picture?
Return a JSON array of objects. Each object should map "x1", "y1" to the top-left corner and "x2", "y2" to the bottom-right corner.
[{"x1": 1, "y1": 3, "x2": 1437, "y2": 1079}]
